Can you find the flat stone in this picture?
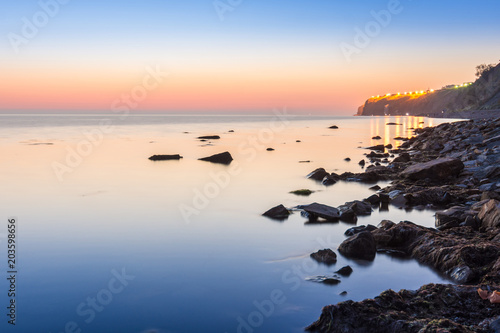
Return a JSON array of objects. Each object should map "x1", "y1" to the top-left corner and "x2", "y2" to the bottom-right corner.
[
  {"x1": 301, "y1": 203, "x2": 340, "y2": 221},
  {"x1": 401, "y1": 157, "x2": 464, "y2": 181},
  {"x1": 148, "y1": 154, "x2": 183, "y2": 161}
]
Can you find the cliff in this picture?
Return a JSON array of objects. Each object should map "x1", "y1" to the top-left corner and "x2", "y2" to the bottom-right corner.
[{"x1": 358, "y1": 62, "x2": 500, "y2": 117}]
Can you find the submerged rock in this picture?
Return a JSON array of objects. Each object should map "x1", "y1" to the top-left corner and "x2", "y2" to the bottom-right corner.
[
  {"x1": 148, "y1": 154, "x2": 183, "y2": 161},
  {"x1": 198, "y1": 151, "x2": 233, "y2": 165},
  {"x1": 290, "y1": 189, "x2": 314, "y2": 196}
]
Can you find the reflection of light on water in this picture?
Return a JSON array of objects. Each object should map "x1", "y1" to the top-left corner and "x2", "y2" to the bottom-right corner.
[{"x1": 428, "y1": 118, "x2": 434, "y2": 127}]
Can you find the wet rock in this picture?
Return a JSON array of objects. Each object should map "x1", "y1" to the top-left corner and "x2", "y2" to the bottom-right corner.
[
  {"x1": 358, "y1": 159, "x2": 366, "y2": 167},
  {"x1": 335, "y1": 266, "x2": 353, "y2": 277},
  {"x1": 338, "y1": 231, "x2": 376, "y2": 261},
  {"x1": 401, "y1": 157, "x2": 464, "y2": 181},
  {"x1": 307, "y1": 168, "x2": 329, "y2": 181},
  {"x1": 339, "y1": 200, "x2": 372, "y2": 216},
  {"x1": 301, "y1": 203, "x2": 340, "y2": 221},
  {"x1": 435, "y1": 207, "x2": 466, "y2": 230},
  {"x1": 448, "y1": 265, "x2": 474, "y2": 284},
  {"x1": 266, "y1": 148, "x2": 275, "y2": 151},
  {"x1": 329, "y1": 125, "x2": 339, "y2": 129},
  {"x1": 199, "y1": 151, "x2": 233, "y2": 164},
  {"x1": 321, "y1": 174, "x2": 338, "y2": 186},
  {"x1": 148, "y1": 154, "x2": 183, "y2": 161},
  {"x1": 365, "y1": 144, "x2": 385, "y2": 152},
  {"x1": 197, "y1": 135, "x2": 220, "y2": 140},
  {"x1": 364, "y1": 194, "x2": 380, "y2": 205},
  {"x1": 478, "y1": 199, "x2": 500, "y2": 228},
  {"x1": 372, "y1": 135, "x2": 382, "y2": 140},
  {"x1": 262, "y1": 204, "x2": 290, "y2": 220},
  {"x1": 339, "y1": 208, "x2": 357, "y2": 223},
  {"x1": 369, "y1": 185, "x2": 381, "y2": 191},
  {"x1": 393, "y1": 152, "x2": 411, "y2": 163},
  {"x1": 344, "y1": 225, "x2": 377, "y2": 236},
  {"x1": 386, "y1": 122, "x2": 400, "y2": 125},
  {"x1": 344, "y1": 157, "x2": 351, "y2": 162},
  {"x1": 310, "y1": 249, "x2": 337, "y2": 265}
]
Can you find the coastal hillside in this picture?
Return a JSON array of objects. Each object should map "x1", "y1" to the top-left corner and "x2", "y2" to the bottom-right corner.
[{"x1": 357, "y1": 62, "x2": 500, "y2": 117}]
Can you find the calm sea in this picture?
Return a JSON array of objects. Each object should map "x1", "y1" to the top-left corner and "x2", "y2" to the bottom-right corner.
[{"x1": 0, "y1": 114, "x2": 453, "y2": 333}]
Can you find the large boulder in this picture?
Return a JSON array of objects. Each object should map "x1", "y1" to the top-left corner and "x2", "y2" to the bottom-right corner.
[
  {"x1": 199, "y1": 151, "x2": 233, "y2": 164},
  {"x1": 478, "y1": 199, "x2": 500, "y2": 228},
  {"x1": 338, "y1": 231, "x2": 376, "y2": 261},
  {"x1": 401, "y1": 157, "x2": 464, "y2": 181}
]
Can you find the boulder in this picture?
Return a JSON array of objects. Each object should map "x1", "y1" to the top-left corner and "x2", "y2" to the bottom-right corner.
[
  {"x1": 339, "y1": 208, "x2": 357, "y2": 223},
  {"x1": 310, "y1": 249, "x2": 337, "y2": 264},
  {"x1": 301, "y1": 203, "x2": 340, "y2": 221},
  {"x1": 372, "y1": 135, "x2": 382, "y2": 140},
  {"x1": 329, "y1": 125, "x2": 339, "y2": 129},
  {"x1": 358, "y1": 159, "x2": 366, "y2": 167},
  {"x1": 478, "y1": 199, "x2": 500, "y2": 228},
  {"x1": 435, "y1": 207, "x2": 466, "y2": 230},
  {"x1": 199, "y1": 151, "x2": 233, "y2": 164},
  {"x1": 338, "y1": 232, "x2": 376, "y2": 261},
  {"x1": 262, "y1": 204, "x2": 290, "y2": 220},
  {"x1": 393, "y1": 152, "x2": 411, "y2": 163},
  {"x1": 401, "y1": 157, "x2": 464, "y2": 181},
  {"x1": 148, "y1": 154, "x2": 183, "y2": 161},
  {"x1": 344, "y1": 225, "x2": 377, "y2": 236},
  {"x1": 366, "y1": 144, "x2": 385, "y2": 152},
  {"x1": 339, "y1": 200, "x2": 372, "y2": 216}
]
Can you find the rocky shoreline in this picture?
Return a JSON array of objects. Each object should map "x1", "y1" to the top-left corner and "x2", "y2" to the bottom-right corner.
[{"x1": 300, "y1": 117, "x2": 500, "y2": 332}]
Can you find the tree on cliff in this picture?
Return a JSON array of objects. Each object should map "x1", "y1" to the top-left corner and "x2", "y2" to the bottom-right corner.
[{"x1": 476, "y1": 63, "x2": 497, "y2": 79}]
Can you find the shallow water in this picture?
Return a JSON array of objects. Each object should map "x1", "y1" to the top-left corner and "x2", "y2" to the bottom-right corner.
[{"x1": 0, "y1": 114, "x2": 454, "y2": 332}]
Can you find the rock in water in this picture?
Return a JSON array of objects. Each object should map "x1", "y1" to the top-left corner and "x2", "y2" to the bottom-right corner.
[
  {"x1": 199, "y1": 152, "x2": 233, "y2": 165},
  {"x1": 335, "y1": 266, "x2": 353, "y2": 276},
  {"x1": 329, "y1": 125, "x2": 339, "y2": 129},
  {"x1": 148, "y1": 154, "x2": 183, "y2": 161},
  {"x1": 310, "y1": 249, "x2": 337, "y2": 264},
  {"x1": 197, "y1": 135, "x2": 220, "y2": 140},
  {"x1": 307, "y1": 168, "x2": 329, "y2": 181},
  {"x1": 401, "y1": 157, "x2": 464, "y2": 181},
  {"x1": 301, "y1": 203, "x2": 340, "y2": 221},
  {"x1": 338, "y1": 231, "x2": 376, "y2": 261},
  {"x1": 262, "y1": 204, "x2": 290, "y2": 220}
]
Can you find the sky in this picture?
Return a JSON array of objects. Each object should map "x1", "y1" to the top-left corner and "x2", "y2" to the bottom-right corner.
[{"x1": 1, "y1": 0, "x2": 499, "y2": 114}]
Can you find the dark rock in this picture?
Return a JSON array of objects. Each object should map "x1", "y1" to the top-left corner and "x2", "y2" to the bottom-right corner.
[
  {"x1": 148, "y1": 154, "x2": 183, "y2": 161},
  {"x1": 339, "y1": 208, "x2": 357, "y2": 223},
  {"x1": 369, "y1": 185, "x2": 381, "y2": 191},
  {"x1": 266, "y1": 148, "x2": 275, "y2": 151},
  {"x1": 306, "y1": 276, "x2": 341, "y2": 285},
  {"x1": 393, "y1": 152, "x2": 411, "y2": 163},
  {"x1": 301, "y1": 203, "x2": 340, "y2": 221},
  {"x1": 262, "y1": 204, "x2": 290, "y2": 220},
  {"x1": 296, "y1": 140, "x2": 301, "y2": 142},
  {"x1": 329, "y1": 125, "x2": 339, "y2": 129},
  {"x1": 335, "y1": 266, "x2": 353, "y2": 277},
  {"x1": 401, "y1": 157, "x2": 464, "y2": 181},
  {"x1": 366, "y1": 144, "x2": 385, "y2": 152},
  {"x1": 372, "y1": 135, "x2": 382, "y2": 140},
  {"x1": 379, "y1": 193, "x2": 390, "y2": 204},
  {"x1": 365, "y1": 194, "x2": 380, "y2": 205},
  {"x1": 321, "y1": 174, "x2": 338, "y2": 186},
  {"x1": 385, "y1": 144, "x2": 393, "y2": 149},
  {"x1": 310, "y1": 249, "x2": 337, "y2": 265},
  {"x1": 478, "y1": 199, "x2": 500, "y2": 228},
  {"x1": 228, "y1": 130, "x2": 234, "y2": 133},
  {"x1": 344, "y1": 225, "x2": 377, "y2": 236},
  {"x1": 197, "y1": 135, "x2": 220, "y2": 140},
  {"x1": 339, "y1": 291, "x2": 348, "y2": 296},
  {"x1": 344, "y1": 157, "x2": 351, "y2": 162},
  {"x1": 358, "y1": 159, "x2": 366, "y2": 167},
  {"x1": 338, "y1": 232, "x2": 376, "y2": 261},
  {"x1": 386, "y1": 122, "x2": 400, "y2": 125},
  {"x1": 307, "y1": 284, "x2": 500, "y2": 333},
  {"x1": 198, "y1": 151, "x2": 233, "y2": 164},
  {"x1": 307, "y1": 168, "x2": 329, "y2": 181},
  {"x1": 339, "y1": 200, "x2": 372, "y2": 216}
]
